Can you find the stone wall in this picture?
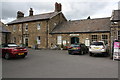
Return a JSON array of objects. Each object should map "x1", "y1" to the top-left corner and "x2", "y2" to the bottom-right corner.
[{"x1": 49, "y1": 32, "x2": 110, "y2": 48}]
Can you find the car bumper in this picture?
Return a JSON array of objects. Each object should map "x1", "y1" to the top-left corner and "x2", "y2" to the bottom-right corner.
[
  {"x1": 11, "y1": 52, "x2": 28, "y2": 57},
  {"x1": 68, "y1": 49, "x2": 81, "y2": 54},
  {"x1": 89, "y1": 49, "x2": 106, "y2": 53}
]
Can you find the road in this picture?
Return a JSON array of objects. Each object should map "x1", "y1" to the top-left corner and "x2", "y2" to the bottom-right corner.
[{"x1": 2, "y1": 48, "x2": 118, "y2": 78}]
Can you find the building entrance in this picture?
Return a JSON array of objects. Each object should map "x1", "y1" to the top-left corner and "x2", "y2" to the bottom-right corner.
[{"x1": 71, "y1": 37, "x2": 79, "y2": 44}]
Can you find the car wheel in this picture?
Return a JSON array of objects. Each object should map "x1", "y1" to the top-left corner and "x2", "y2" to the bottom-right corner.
[
  {"x1": 4, "y1": 53, "x2": 11, "y2": 60},
  {"x1": 68, "y1": 51, "x2": 74, "y2": 55},
  {"x1": 104, "y1": 53, "x2": 109, "y2": 57},
  {"x1": 89, "y1": 52, "x2": 93, "y2": 56},
  {"x1": 81, "y1": 51, "x2": 84, "y2": 55},
  {"x1": 21, "y1": 55, "x2": 26, "y2": 58}
]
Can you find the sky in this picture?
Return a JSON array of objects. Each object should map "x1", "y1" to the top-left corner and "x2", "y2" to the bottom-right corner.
[{"x1": 0, "y1": 0, "x2": 120, "y2": 24}]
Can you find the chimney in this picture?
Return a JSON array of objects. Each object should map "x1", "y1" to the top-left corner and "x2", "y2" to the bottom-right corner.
[
  {"x1": 55, "y1": 2, "x2": 62, "y2": 12},
  {"x1": 17, "y1": 11, "x2": 24, "y2": 18},
  {"x1": 87, "y1": 16, "x2": 91, "y2": 19},
  {"x1": 29, "y1": 8, "x2": 33, "y2": 16}
]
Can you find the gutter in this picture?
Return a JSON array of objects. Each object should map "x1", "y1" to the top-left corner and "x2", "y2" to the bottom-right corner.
[{"x1": 50, "y1": 31, "x2": 110, "y2": 34}]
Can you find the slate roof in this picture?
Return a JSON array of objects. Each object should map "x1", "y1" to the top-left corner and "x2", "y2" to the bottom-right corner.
[
  {"x1": 51, "y1": 17, "x2": 111, "y2": 34},
  {"x1": 0, "y1": 22, "x2": 10, "y2": 33},
  {"x1": 7, "y1": 12, "x2": 61, "y2": 25},
  {"x1": 111, "y1": 10, "x2": 120, "y2": 21}
]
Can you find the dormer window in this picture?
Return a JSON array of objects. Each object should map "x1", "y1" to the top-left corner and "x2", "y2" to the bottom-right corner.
[
  {"x1": 37, "y1": 24, "x2": 41, "y2": 30},
  {"x1": 25, "y1": 24, "x2": 28, "y2": 31}
]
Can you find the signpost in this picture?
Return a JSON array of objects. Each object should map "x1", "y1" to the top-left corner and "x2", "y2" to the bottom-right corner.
[{"x1": 113, "y1": 40, "x2": 120, "y2": 60}]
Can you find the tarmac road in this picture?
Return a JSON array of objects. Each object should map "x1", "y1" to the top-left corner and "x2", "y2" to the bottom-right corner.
[{"x1": 2, "y1": 48, "x2": 118, "y2": 78}]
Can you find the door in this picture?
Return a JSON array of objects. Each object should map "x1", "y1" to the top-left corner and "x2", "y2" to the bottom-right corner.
[
  {"x1": 71, "y1": 37, "x2": 79, "y2": 44},
  {"x1": 25, "y1": 38, "x2": 28, "y2": 47}
]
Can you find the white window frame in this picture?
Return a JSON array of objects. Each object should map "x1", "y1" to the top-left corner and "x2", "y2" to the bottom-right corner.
[
  {"x1": 37, "y1": 36, "x2": 41, "y2": 44},
  {"x1": 102, "y1": 35, "x2": 108, "y2": 44},
  {"x1": 37, "y1": 23, "x2": 41, "y2": 30},
  {"x1": 57, "y1": 36, "x2": 62, "y2": 45},
  {"x1": 25, "y1": 24, "x2": 28, "y2": 31}
]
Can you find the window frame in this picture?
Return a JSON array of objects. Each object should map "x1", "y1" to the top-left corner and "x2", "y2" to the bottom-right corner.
[
  {"x1": 37, "y1": 36, "x2": 41, "y2": 44},
  {"x1": 37, "y1": 23, "x2": 41, "y2": 30},
  {"x1": 118, "y1": 30, "x2": 120, "y2": 40},
  {"x1": 13, "y1": 25, "x2": 16, "y2": 32},
  {"x1": 102, "y1": 35, "x2": 108, "y2": 44},
  {"x1": 25, "y1": 24, "x2": 28, "y2": 31},
  {"x1": 91, "y1": 35, "x2": 98, "y2": 42},
  {"x1": 57, "y1": 36, "x2": 62, "y2": 45}
]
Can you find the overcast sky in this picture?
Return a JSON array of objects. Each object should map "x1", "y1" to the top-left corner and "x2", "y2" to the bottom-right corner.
[{"x1": 0, "y1": 0, "x2": 120, "y2": 24}]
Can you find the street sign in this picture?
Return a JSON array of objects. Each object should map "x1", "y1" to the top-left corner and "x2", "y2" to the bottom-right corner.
[{"x1": 113, "y1": 41, "x2": 120, "y2": 60}]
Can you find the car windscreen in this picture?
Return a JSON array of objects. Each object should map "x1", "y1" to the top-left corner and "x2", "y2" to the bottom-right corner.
[
  {"x1": 8, "y1": 44, "x2": 19, "y2": 47},
  {"x1": 71, "y1": 44, "x2": 80, "y2": 47},
  {"x1": 91, "y1": 42, "x2": 103, "y2": 45}
]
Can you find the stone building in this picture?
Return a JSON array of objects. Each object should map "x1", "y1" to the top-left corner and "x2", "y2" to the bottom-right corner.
[
  {"x1": 50, "y1": 17, "x2": 111, "y2": 48},
  {"x1": 7, "y1": 2, "x2": 119, "y2": 49},
  {"x1": 110, "y1": 10, "x2": 120, "y2": 41},
  {"x1": 0, "y1": 21, "x2": 11, "y2": 44},
  {"x1": 7, "y1": 2, "x2": 67, "y2": 48}
]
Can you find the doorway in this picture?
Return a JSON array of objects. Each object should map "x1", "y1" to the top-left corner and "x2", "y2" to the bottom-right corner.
[
  {"x1": 24, "y1": 38, "x2": 28, "y2": 47},
  {"x1": 71, "y1": 37, "x2": 79, "y2": 44}
]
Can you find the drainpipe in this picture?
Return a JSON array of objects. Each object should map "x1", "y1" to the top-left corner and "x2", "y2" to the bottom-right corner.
[
  {"x1": 21, "y1": 23, "x2": 24, "y2": 47},
  {"x1": 46, "y1": 20, "x2": 49, "y2": 49}
]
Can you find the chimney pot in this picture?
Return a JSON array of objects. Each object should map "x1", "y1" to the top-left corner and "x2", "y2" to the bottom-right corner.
[
  {"x1": 17, "y1": 11, "x2": 24, "y2": 18},
  {"x1": 29, "y1": 8, "x2": 33, "y2": 16},
  {"x1": 55, "y1": 2, "x2": 62, "y2": 12}
]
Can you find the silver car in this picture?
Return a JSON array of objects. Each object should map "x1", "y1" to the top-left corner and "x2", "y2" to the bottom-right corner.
[{"x1": 89, "y1": 41, "x2": 108, "y2": 56}]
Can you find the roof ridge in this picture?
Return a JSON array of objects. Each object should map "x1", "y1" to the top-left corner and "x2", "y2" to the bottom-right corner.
[
  {"x1": 69, "y1": 17, "x2": 111, "y2": 22},
  {"x1": 7, "y1": 11, "x2": 60, "y2": 25},
  {"x1": 16, "y1": 11, "x2": 56, "y2": 19}
]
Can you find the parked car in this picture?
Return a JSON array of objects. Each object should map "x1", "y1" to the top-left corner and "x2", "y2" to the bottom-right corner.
[
  {"x1": 0, "y1": 43, "x2": 28, "y2": 60},
  {"x1": 89, "y1": 41, "x2": 108, "y2": 56},
  {"x1": 68, "y1": 43, "x2": 88, "y2": 55}
]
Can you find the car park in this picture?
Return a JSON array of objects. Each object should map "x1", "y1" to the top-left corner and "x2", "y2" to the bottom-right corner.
[
  {"x1": 89, "y1": 41, "x2": 108, "y2": 56},
  {"x1": 68, "y1": 43, "x2": 88, "y2": 55},
  {"x1": 1, "y1": 43, "x2": 28, "y2": 60}
]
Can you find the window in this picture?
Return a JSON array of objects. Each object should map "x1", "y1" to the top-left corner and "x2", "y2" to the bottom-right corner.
[
  {"x1": 19, "y1": 25, "x2": 22, "y2": 31},
  {"x1": 54, "y1": 23, "x2": 57, "y2": 26},
  {"x1": 37, "y1": 36, "x2": 40, "y2": 44},
  {"x1": 19, "y1": 40, "x2": 22, "y2": 44},
  {"x1": 25, "y1": 24, "x2": 28, "y2": 31},
  {"x1": 118, "y1": 31, "x2": 120, "y2": 40},
  {"x1": 102, "y1": 35, "x2": 108, "y2": 44},
  {"x1": 37, "y1": 24, "x2": 41, "y2": 30},
  {"x1": 91, "y1": 35, "x2": 97, "y2": 41},
  {"x1": 13, "y1": 37, "x2": 16, "y2": 43},
  {"x1": 57, "y1": 36, "x2": 62, "y2": 45},
  {"x1": 13, "y1": 25, "x2": 16, "y2": 32}
]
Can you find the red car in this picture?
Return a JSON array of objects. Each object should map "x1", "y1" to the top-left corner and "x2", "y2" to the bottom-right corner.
[{"x1": 1, "y1": 43, "x2": 28, "y2": 60}]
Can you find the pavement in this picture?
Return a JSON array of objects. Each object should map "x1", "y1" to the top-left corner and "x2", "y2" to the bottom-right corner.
[{"x1": 2, "y1": 48, "x2": 119, "y2": 78}]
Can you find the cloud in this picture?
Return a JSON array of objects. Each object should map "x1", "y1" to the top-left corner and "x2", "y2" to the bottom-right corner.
[
  {"x1": 1, "y1": 1, "x2": 119, "y2": 23},
  {"x1": 2, "y1": 2, "x2": 54, "y2": 20}
]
